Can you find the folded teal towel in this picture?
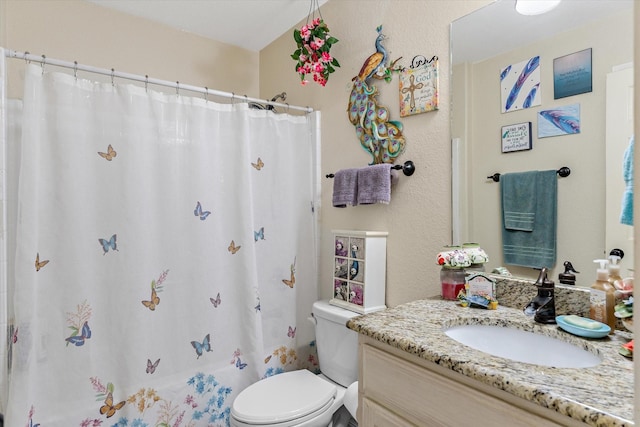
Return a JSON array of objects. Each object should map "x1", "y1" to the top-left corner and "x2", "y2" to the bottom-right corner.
[
  {"x1": 501, "y1": 171, "x2": 537, "y2": 231},
  {"x1": 620, "y1": 135, "x2": 634, "y2": 225},
  {"x1": 501, "y1": 170, "x2": 557, "y2": 269}
]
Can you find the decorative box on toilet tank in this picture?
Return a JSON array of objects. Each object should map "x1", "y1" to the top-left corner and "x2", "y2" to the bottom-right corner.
[{"x1": 331, "y1": 230, "x2": 388, "y2": 314}]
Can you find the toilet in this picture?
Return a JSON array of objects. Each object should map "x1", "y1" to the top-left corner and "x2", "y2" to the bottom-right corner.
[{"x1": 230, "y1": 300, "x2": 360, "y2": 427}]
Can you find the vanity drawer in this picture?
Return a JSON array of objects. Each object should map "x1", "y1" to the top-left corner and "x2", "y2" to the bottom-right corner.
[{"x1": 360, "y1": 343, "x2": 564, "y2": 426}]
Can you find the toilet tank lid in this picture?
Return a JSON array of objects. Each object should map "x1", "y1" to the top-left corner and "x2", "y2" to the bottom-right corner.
[
  {"x1": 231, "y1": 369, "x2": 336, "y2": 424},
  {"x1": 312, "y1": 300, "x2": 361, "y2": 324}
]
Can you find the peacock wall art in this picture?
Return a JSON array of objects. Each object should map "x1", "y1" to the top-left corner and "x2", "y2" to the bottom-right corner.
[{"x1": 347, "y1": 25, "x2": 405, "y2": 165}]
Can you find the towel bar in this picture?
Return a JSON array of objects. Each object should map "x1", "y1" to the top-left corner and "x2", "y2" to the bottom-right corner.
[
  {"x1": 487, "y1": 166, "x2": 570, "y2": 182},
  {"x1": 326, "y1": 160, "x2": 415, "y2": 178}
]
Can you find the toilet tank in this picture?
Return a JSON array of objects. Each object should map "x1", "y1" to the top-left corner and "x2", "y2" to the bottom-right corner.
[{"x1": 312, "y1": 300, "x2": 359, "y2": 387}]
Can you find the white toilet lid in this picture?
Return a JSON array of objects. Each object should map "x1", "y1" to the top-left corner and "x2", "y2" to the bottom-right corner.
[{"x1": 231, "y1": 369, "x2": 336, "y2": 425}]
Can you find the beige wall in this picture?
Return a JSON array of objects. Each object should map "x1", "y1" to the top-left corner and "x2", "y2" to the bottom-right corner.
[
  {"x1": 0, "y1": 0, "x2": 492, "y2": 307},
  {"x1": 261, "y1": 0, "x2": 490, "y2": 305},
  {"x1": 1, "y1": 0, "x2": 260, "y2": 98},
  {"x1": 456, "y1": 11, "x2": 633, "y2": 284}
]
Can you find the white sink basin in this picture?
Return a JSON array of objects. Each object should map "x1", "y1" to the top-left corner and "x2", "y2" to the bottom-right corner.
[{"x1": 444, "y1": 324, "x2": 602, "y2": 368}]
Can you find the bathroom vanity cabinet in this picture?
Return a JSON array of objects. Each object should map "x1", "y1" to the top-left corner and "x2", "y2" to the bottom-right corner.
[{"x1": 358, "y1": 335, "x2": 586, "y2": 427}]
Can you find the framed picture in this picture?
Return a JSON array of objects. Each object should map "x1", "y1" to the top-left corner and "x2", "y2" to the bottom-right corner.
[
  {"x1": 399, "y1": 55, "x2": 439, "y2": 117},
  {"x1": 501, "y1": 122, "x2": 532, "y2": 153},
  {"x1": 553, "y1": 48, "x2": 592, "y2": 99},
  {"x1": 500, "y1": 56, "x2": 541, "y2": 113},
  {"x1": 538, "y1": 104, "x2": 581, "y2": 138}
]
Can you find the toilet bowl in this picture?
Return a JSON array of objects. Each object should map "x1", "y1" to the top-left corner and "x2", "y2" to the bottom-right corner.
[
  {"x1": 230, "y1": 300, "x2": 360, "y2": 427},
  {"x1": 230, "y1": 370, "x2": 347, "y2": 427}
]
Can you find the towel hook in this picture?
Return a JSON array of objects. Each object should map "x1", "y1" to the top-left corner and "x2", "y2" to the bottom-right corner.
[{"x1": 392, "y1": 160, "x2": 416, "y2": 176}]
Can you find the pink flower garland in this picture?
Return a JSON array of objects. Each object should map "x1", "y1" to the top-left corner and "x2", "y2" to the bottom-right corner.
[{"x1": 292, "y1": 18, "x2": 340, "y2": 87}]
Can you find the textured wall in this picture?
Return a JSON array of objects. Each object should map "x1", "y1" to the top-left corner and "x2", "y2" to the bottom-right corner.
[{"x1": 260, "y1": 0, "x2": 490, "y2": 306}]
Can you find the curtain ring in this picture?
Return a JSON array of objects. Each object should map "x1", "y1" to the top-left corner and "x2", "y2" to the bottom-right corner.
[
  {"x1": 176, "y1": 81, "x2": 180, "y2": 96},
  {"x1": 41, "y1": 55, "x2": 46, "y2": 74},
  {"x1": 23, "y1": 51, "x2": 30, "y2": 64},
  {"x1": 204, "y1": 87, "x2": 208, "y2": 102},
  {"x1": 73, "y1": 61, "x2": 78, "y2": 80},
  {"x1": 145, "y1": 75, "x2": 149, "y2": 92},
  {"x1": 111, "y1": 68, "x2": 115, "y2": 86},
  {"x1": 286, "y1": 103, "x2": 290, "y2": 114},
  {"x1": 231, "y1": 92, "x2": 235, "y2": 104}
]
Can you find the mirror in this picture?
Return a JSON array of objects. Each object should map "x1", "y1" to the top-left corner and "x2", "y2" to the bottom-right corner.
[{"x1": 451, "y1": 0, "x2": 634, "y2": 284}]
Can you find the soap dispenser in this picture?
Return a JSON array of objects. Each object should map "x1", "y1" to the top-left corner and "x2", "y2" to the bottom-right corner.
[
  {"x1": 589, "y1": 259, "x2": 616, "y2": 334},
  {"x1": 607, "y1": 250, "x2": 624, "y2": 290},
  {"x1": 558, "y1": 261, "x2": 579, "y2": 285}
]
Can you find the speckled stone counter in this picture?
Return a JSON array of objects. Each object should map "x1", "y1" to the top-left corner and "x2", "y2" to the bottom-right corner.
[{"x1": 347, "y1": 299, "x2": 633, "y2": 426}]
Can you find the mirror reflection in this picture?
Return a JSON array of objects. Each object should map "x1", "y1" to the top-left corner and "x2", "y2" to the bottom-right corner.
[{"x1": 451, "y1": 0, "x2": 634, "y2": 284}]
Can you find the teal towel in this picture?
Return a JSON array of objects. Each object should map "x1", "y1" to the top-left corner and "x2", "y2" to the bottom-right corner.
[
  {"x1": 501, "y1": 171, "x2": 537, "y2": 231},
  {"x1": 620, "y1": 135, "x2": 634, "y2": 225},
  {"x1": 501, "y1": 170, "x2": 557, "y2": 269}
]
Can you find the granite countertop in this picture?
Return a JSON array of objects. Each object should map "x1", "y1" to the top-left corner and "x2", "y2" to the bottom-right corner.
[{"x1": 347, "y1": 299, "x2": 634, "y2": 427}]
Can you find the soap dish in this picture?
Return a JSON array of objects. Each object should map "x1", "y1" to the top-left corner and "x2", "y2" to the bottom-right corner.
[{"x1": 556, "y1": 315, "x2": 611, "y2": 338}]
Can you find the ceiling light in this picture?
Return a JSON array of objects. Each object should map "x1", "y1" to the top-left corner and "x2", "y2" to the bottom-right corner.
[{"x1": 515, "y1": 0, "x2": 561, "y2": 15}]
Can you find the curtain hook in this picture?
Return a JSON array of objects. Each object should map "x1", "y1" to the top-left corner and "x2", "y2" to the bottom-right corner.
[
  {"x1": 286, "y1": 103, "x2": 290, "y2": 114},
  {"x1": 111, "y1": 68, "x2": 115, "y2": 86},
  {"x1": 73, "y1": 61, "x2": 78, "y2": 80},
  {"x1": 176, "y1": 81, "x2": 180, "y2": 96},
  {"x1": 231, "y1": 92, "x2": 235, "y2": 104},
  {"x1": 145, "y1": 75, "x2": 149, "y2": 92},
  {"x1": 41, "y1": 55, "x2": 46, "y2": 74},
  {"x1": 204, "y1": 87, "x2": 209, "y2": 102},
  {"x1": 23, "y1": 51, "x2": 30, "y2": 64},
  {"x1": 244, "y1": 94, "x2": 249, "y2": 105}
]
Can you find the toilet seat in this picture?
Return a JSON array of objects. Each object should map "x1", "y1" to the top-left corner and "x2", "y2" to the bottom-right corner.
[{"x1": 231, "y1": 369, "x2": 337, "y2": 426}]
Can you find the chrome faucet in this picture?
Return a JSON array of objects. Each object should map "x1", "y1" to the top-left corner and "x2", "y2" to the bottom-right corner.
[{"x1": 523, "y1": 267, "x2": 556, "y2": 324}]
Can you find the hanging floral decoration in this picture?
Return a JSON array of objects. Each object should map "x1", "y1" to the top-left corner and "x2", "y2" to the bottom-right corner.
[{"x1": 292, "y1": 17, "x2": 340, "y2": 87}]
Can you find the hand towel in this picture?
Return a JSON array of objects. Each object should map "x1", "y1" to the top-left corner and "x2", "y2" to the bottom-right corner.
[
  {"x1": 620, "y1": 135, "x2": 634, "y2": 225},
  {"x1": 332, "y1": 168, "x2": 359, "y2": 208},
  {"x1": 357, "y1": 163, "x2": 392, "y2": 205},
  {"x1": 501, "y1": 171, "x2": 537, "y2": 231},
  {"x1": 501, "y1": 170, "x2": 557, "y2": 269}
]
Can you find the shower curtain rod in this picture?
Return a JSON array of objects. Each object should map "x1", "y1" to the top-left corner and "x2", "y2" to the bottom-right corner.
[{"x1": 4, "y1": 49, "x2": 313, "y2": 113}]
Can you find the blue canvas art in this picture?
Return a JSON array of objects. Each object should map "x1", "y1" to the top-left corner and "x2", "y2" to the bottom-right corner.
[
  {"x1": 500, "y1": 56, "x2": 541, "y2": 113},
  {"x1": 537, "y1": 104, "x2": 581, "y2": 138},
  {"x1": 553, "y1": 48, "x2": 592, "y2": 99}
]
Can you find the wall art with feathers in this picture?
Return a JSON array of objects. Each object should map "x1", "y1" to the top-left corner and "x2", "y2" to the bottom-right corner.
[{"x1": 347, "y1": 25, "x2": 405, "y2": 165}]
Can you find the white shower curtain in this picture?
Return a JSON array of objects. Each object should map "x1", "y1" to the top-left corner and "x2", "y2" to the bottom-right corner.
[{"x1": 1, "y1": 60, "x2": 320, "y2": 426}]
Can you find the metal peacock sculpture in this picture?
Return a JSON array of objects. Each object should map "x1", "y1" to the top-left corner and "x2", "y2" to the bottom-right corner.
[{"x1": 347, "y1": 26, "x2": 405, "y2": 165}]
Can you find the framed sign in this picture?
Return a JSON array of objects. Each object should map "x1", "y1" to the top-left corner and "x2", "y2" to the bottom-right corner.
[
  {"x1": 501, "y1": 122, "x2": 532, "y2": 153},
  {"x1": 399, "y1": 55, "x2": 439, "y2": 117},
  {"x1": 553, "y1": 48, "x2": 592, "y2": 99}
]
